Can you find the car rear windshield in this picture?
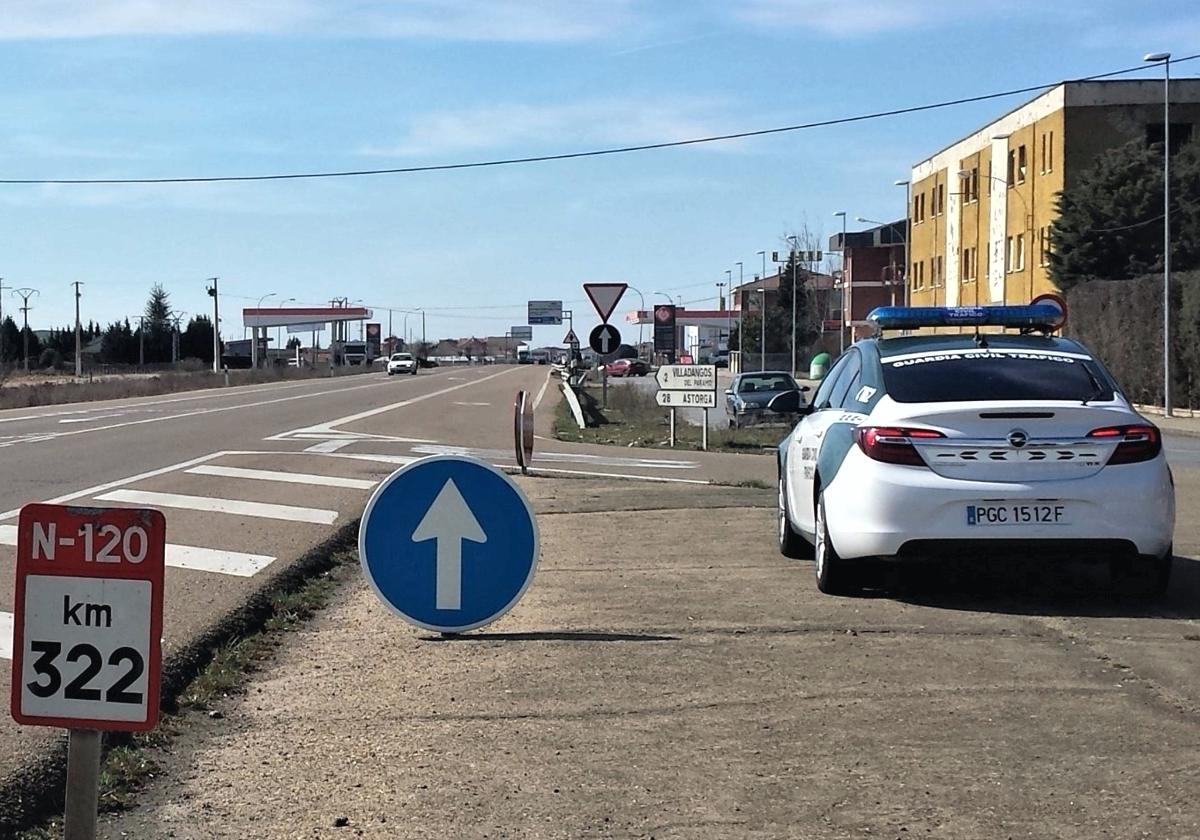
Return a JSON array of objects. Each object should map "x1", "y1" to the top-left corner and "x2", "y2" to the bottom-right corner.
[
  {"x1": 738, "y1": 374, "x2": 797, "y2": 393},
  {"x1": 880, "y1": 349, "x2": 1115, "y2": 403},
  {"x1": 392, "y1": 354, "x2": 412, "y2": 361}
]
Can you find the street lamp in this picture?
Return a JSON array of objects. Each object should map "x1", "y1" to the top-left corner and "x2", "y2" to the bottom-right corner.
[
  {"x1": 1145, "y1": 50, "x2": 1172, "y2": 416},
  {"x1": 627, "y1": 285, "x2": 647, "y2": 359},
  {"x1": 278, "y1": 297, "x2": 297, "y2": 358},
  {"x1": 734, "y1": 262, "x2": 743, "y2": 370},
  {"x1": 834, "y1": 212, "x2": 849, "y2": 353}
]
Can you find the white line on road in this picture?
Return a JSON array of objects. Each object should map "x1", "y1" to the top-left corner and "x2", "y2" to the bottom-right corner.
[
  {"x1": 186, "y1": 464, "x2": 377, "y2": 490},
  {"x1": 0, "y1": 611, "x2": 12, "y2": 660},
  {"x1": 533, "y1": 371, "x2": 553, "y2": 410},
  {"x1": 95, "y1": 489, "x2": 339, "y2": 525},
  {"x1": 305, "y1": 440, "x2": 354, "y2": 453},
  {"x1": 58, "y1": 411, "x2": 133, "y2": 424},
  {"x1": 453, "y1": 401, "x2": 491, "y2": 406},
  {"x1": 0, "y1": 451, "x2": 228, "y2": 522},
  {"x1": 0, "y1": 525, "x2": 276, "y2": 579}
]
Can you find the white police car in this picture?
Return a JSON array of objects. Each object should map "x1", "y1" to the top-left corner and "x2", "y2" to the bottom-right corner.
[{"x1": 773, "y1": 300, "x2": 1175, "y2": 596}]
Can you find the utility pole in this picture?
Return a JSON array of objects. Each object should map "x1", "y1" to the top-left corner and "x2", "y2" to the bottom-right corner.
[
  {"x1": 138, "y1": 316, "x2": 145, "y2": 367},
  {"x1": 207, "y1": 277, "x2": 220, "y2": 373},
  {"x1": 12, "y1": 288, "x2": 39, "y2": 373},
  {"x1": 0, "y1": 277, "x2": 9, "y2": 365},
  {"x1": 72, "y1": 281, "x2": 84, "y2": 377}
]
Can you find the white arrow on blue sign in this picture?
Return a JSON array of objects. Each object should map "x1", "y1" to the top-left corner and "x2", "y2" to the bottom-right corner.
[{"x1": 359, "y1": 455, "x2": 539, "y2": 633}]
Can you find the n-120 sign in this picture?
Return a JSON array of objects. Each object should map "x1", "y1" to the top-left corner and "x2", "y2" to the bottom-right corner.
[
  {"x1": 11, "y1": 504, "x2": 166, "y2": 732},
  {"x1": 655, "y1": 390, "x2": 716, "y2": 408}
]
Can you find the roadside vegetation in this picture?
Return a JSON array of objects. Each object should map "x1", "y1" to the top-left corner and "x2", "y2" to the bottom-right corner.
[{"x1": 554, "y1": 381, "x2": 787, "y2": 454}]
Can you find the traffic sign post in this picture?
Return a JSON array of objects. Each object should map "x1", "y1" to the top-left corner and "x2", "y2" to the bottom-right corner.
[
  {"x1": 11, "y1": 503, "x2": 166, "y2": 840},
  {"x1": 654, "y1": 364, "x2": 718, "y2": 451},
  {"x1": 588, "y1": 323, "x2": 621, "y2": 356},
  {"x1": 582, "y1": 283, "x2": 627, "y2": 323},
  {"x1": 528, "y1": 300, "x2": 563, "y2": 325},
  {"x1": 359, "y1": 455, "x2": 539, "y2": 634},
  {"x1": 513, "y1": 390, "x2": 534, "y2": 474}
]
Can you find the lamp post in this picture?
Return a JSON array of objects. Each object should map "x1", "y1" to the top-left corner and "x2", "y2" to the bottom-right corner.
[
  {"x1": 735, "y1": 262, "x2": 743, "y2": 370},
  {"x1": 11, "y1": 287, "x2": 39, "y2": 373},
  {"x1": 895, "y1": 179, "x2": 911, "y2": 305},
  {"x1": 252, "y1": 292, "x2": 275, "y2": 368},
  {"x1": 0, "y1": 277, "x2": 9, "y2": 365},
  {"x1": 756, "y1": 252, "x2": 767, "y2": 370},
  {"x1": 834, "y1": 212, "x2": 848, "y2": 353},
  {"x1": 627, "y1": 285, "x2": 646, "y2": 359},
  {"x1": 278, "y1": 297, "x2": 296, "y2": 360},
  {"x1": 1145, "y1": 51, "x2": 1172, "y2": 416},
  {"x1": 785, "y1": 234, "x2": 800, "y2": 375}
]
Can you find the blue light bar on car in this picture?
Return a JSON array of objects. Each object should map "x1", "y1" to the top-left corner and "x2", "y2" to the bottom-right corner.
[{"x1": 866, "y1": 304, "x2": 1065, "y2": 331}]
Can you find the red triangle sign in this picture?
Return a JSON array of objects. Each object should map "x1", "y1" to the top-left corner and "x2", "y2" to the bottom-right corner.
[
  {"x1": 583, "y1": 283, "x2": 628, "y2": 323},
  {"x1": 563, "y1": 328, "x2": 579, "y2": 345}
]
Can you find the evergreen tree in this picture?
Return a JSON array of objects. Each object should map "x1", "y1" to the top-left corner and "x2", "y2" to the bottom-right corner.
[
  {"x1": 180, "y1": 315, "x2": 215, "y2": 363},
  {"x1": 143, "y1": 284, "x2": 173, "y2": 363},
  {"x1": 0, "y1": 317, "x2": 20, "y2": 363},
  {"x1": 1050, "y1": 138, "x2": 1200, "y2": 289}
]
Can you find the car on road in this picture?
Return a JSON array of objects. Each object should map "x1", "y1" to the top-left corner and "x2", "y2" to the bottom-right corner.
[
  {"x1": 605, "y1": 358, "x2": 649, "y2": 377},
  {"x1": 386, "y1": 352, "x2": 418, "y2": 376},
  {"x1": 774, "y1": 303, "x2": 1176, "y2": 597},
  {"x1": 725, "y1": 371, "x2": 803, "y2": 429}
]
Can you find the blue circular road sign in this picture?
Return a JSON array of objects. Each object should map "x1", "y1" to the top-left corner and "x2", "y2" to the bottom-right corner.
[{"x1": 359, "y1": 455, "x2": 539, "y2": 633}]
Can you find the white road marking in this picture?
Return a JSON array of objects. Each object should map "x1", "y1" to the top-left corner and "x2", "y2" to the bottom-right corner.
[
  {"x1": 507, "y1": 465, "x2": 711, "y2": 484},
  {"x1": 533, "y1": 371, "x2": 553, "y2": 410},
  {"x1": 186, "y1": 464, "x2": 377, "y2": 490},
  {"x1": 58, "y1": 411, "x2": 134, "y2": 424},
  {"x1": 292, "y1": 452, "x2": 418, "y2": 466},
  {"x1": 282, "y1": 367, "x2": 520, "y2": 435},
  {"x1": 453, "y1": 401, "x2": 491, "y2": 406},
  {"x1": 0, "y1": 451, "x2": 228, "y2": 522},
  {"x1": 0, "y1": 525, "x2": 275, "y2": 578},
  {"x1": 95, "y1": 490, "x2": 339, "y2": 525},
  {"x1": 0, "y1": 376, "x2": 395, "y2": 450},
  {"x1": 0, "y1": 611, "x2": 13, "y2": 660},
  {"x1": 305, "y1": 440, "x2": 354, "y2": 453},
  {"x1": 411, "y1": 443, "x2": 698, "y2": 470}
]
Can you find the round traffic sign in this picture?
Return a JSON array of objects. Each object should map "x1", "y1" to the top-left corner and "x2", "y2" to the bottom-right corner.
[
  {"x1": 589, "y1": 323, "x2": 622, "y2": 356},
  {"x1": 359, "y1": 455, "x2": 539, "y2": 633}
]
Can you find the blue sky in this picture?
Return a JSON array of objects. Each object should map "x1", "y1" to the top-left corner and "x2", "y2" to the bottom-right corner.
[{"x1": 0, "y1": 0, "x2": 1196, "y2": 346}]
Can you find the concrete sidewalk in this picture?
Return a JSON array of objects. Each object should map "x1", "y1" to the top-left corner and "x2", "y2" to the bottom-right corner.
[{"x1": 93, "y1": 477, "x2": 1200, "y2": 840}]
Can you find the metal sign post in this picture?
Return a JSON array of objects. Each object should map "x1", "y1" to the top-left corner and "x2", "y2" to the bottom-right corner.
[
  {"x1": 702, "y1": 409, "x2": 709, "y2": 452},
  {"x1": 669, "y1": 408, "x2": 676, "y2": 448},
  {"x1": 11, "y1": 504, "x2": 166, "y2": 840}
]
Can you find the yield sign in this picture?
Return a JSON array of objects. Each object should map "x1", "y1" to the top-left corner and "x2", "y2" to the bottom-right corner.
[
  {"x1": 563, "y1": 328, "x2": 579, "y2": 345},
  {"x1": 583, "y1": 283, "x2": 628, "y2": 323}
]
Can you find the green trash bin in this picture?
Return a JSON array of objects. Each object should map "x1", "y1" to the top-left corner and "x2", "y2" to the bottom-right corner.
[{"x1": 809, "y1": 352, "x2": 832, "y2": 380}]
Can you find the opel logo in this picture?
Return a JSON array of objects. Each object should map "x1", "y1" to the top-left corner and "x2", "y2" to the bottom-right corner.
[{"x1": 1008, "y1": 429, "x2": 1029, "y2": 448}]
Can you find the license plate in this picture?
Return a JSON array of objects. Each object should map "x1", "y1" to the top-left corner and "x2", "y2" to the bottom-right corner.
[{"x1": 966, "y1": 503, "x2": 1070, "y2": 526}]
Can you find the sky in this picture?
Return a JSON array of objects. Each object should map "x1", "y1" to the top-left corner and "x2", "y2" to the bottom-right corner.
[{"x1": 0, "y1": 0, "x2": 1197, "y2": 347}]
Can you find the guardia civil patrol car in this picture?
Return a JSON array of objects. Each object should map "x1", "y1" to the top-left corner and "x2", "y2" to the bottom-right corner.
[{"x1": 773, "y1": 299, "x2": 1175, "y2": 596}]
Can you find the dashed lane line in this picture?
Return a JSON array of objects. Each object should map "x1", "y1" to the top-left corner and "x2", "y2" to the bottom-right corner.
[
  {"x1": 95, "y1": 490, "x2": 339, "y2": 525},
  {"x1": 186, "y1": 464, "x2": 378, "y2": 490},
  {"x1": 305, "y1": 440, "x2": 354, "y2": 453},
  {"x1": 0, "y1": 611, "x2": 11, "y2": 660},
  {"x1": 0, "y1": 525, "x2": 276, "y2": 578}
]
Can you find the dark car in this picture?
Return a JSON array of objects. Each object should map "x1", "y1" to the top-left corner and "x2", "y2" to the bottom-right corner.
[
  {"x1": 725, "y1": 371, "x2": 804, "y2": 428},
  {"x1": 605, "y1": 358, "x2": 649, "y2": 377}
]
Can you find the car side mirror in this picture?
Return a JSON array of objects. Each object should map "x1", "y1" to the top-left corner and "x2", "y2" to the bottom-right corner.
[
  {"x1": 724, "y1": 389, "x2": 734, "y2": 396},
  {"x1": 799, "y1": 385, "x2": 811, "y2": 392},
  {"x1": 767, "y1": 390, "x2": 804, "y2": 413}
]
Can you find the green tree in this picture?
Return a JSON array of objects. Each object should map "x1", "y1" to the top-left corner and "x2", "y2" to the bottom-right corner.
[
  {"x1": 180, "y1": 315, "x2": 215, "y2": 363},
  {"x1": 1050, "y1": 138, "x2": 1200, "y2": 289},
  {"x1": 0, "y1": 317, "x2": 20, "y2": 363}
]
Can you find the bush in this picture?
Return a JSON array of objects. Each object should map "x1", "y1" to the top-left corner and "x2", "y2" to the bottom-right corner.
[
  {"x1": 1065, "y1": 270, "x2": 1200, "y2": 407},
  {"x1": 38, "y1": 349, "x2": 64, "y2": 370}
]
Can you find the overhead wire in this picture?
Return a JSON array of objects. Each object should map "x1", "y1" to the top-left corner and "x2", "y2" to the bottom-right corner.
[{"x1": 1, "y1": 55, "x2": 1195, "y2": 186}]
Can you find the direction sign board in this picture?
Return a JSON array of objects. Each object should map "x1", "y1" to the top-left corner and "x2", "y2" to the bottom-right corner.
[
  {"x1": 11, "y1": 504, "x2": 165, "y2": 731},
  {"x1": 359, "y1": 455, "x2": 539, "y2": 633},
  {"x1": 589, "y1": 323, "x2": 621, "y2": 356},
  {"x1": 528, "y1": 300, "x2": 563, "y2": 325},
  {"x1": 582, "y1": 283, "x2": 627, "y2": 323},
  {"x1": 656, "y1": 389, "x2": 717, "y2": 408},
  {"x1": 510, "y1": 325, "x2": 533, "y2": 342},
  {"x1": 655, "y1": 364, "x2": 718, "y2": 392}
]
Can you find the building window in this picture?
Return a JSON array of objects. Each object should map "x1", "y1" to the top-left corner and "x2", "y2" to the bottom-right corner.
[
  {"x1": 1008, "y1": 233, "x2": 1025, "y2": 272},
  {"x1": 1146, "y1": 122, "x2": 1195, "y2": 155},
  {"x1": 936, "y1": 183, "x2": 946, "y2": 215},
  {"x1": 968, "y1": 167, "x2": 979, "y2": 202},
  {"x1": 1048, "y1": 131, "x2": 1053, "y2": 171},
  {"x1": 961, "y1": 247, "x2": 977, "y2": 282},
  {"x1": 1007, "y1": 151, "x2": 1015, "y2": 187},
  {"x1": 1039, "y1": 226, "x2": 1051, "y2": 266},
  {"x1": 913, "y1": 193, "x2": 926, "y2": 224},
  {"x1": 1017, "y1": 145, "x2": 1027, "y2": 184},
  {"x1": 1006, "y1": 236, "x2": 1014, "y2": 272}
]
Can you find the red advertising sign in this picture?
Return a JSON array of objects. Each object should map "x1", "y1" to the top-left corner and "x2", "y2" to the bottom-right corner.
[{"x1": 11, "y1": 504, "x2": 166, "y2": 732}]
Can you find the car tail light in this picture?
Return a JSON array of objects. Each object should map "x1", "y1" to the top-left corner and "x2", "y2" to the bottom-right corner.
[
  {"x1": 854, "y1": 426, "x2": 945, "y2": 467},
  {"x1": 1088, "y1": 424, "x2": 1161, "y2": 465}
]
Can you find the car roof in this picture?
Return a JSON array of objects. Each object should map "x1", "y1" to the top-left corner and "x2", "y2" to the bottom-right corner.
[
  {"x1": 860, "y1": 332, "x2": 1093, "y2": 359},
  {"x1": 736, "y1": 370, "x2": 794, "y2": 378}
]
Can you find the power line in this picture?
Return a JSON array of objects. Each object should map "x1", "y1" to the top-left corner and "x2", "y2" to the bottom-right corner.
[{"x1": 2, "y1": 55, "x2": 1195, "y2": 186}]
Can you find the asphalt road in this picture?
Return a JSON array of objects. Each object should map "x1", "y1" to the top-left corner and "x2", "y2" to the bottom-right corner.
[{"x1": 0, "y1": 365, "x2": 773, "y2": 786}]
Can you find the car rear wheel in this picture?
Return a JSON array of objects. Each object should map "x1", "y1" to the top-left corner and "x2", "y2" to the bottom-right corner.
[
  {"x1": 1113, "y1": 545, "x2": 1173, "y2": 598},
  {"x1": 777, "y1": 474, "x2": 812, "y2": 559},
  {"x1": 815, "y1": 492, "x2": 856, "y2": 595}
]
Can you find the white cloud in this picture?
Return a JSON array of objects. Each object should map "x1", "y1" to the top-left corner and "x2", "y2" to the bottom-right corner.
[
  {"x1": 358, "y1": 98, "x2": 741, "y2": 158},
  {"x1": 0, "y1": 0, "x2": 637, "y2": 42}
]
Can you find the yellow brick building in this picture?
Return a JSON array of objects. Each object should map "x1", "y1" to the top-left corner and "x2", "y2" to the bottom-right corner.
[{"x1": 908, "y1": 79, "x2": 1200, "y2": 309}]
